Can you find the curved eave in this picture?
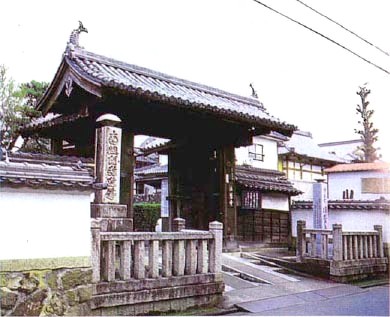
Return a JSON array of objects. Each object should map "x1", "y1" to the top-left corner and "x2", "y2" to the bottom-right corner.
[
  {"x1": 100, "y1": 78, "x2": 296, "y2": 136},
  {"x1": 237, "y1": 181, "x2": 302, "y2": 196},
  {"x1": 0, "y1": 177, "x2": 93, "y2": 191},
  {"x1": 278, "y1": 151, "x2": 344, "y2": 166},
  {"x1": 38, "y1": 49, "x2": 296, "y2": 136},
  {"x1": 37, "y1": 54, "x2": 102, "y2": 115}
]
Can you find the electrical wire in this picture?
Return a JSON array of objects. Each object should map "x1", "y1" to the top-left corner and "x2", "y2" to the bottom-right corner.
[
  {"x1": 250, "y1": 0, "x2": 390, "y2": 75},
  {"x1": 295, "y1": 0, "x2": 390, "y2": 57}
]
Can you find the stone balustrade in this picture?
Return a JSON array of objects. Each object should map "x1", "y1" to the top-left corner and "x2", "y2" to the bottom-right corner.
[
  {"x1": 90, "y1": 218, "x2": 224, "y2": 314},
  {"x1": 92, "y1": 218, "x2": 223, "y2": 283},
  {"x1": 296, "y1": 220, "x2": 388, "y2": 281}
]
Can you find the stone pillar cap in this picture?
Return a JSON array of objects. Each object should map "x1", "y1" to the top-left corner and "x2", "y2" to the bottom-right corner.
[
  {"x1": 209, "y1": 221, "x2": 223, "y2": 230},
  {"x1": 96, "y1": 113, "x2": 121, "y2": 126}
]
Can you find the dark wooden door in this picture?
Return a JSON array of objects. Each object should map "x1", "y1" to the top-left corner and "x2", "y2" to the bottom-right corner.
[{"x1": 238, "y1": 208, "x2": 289, "y2": 243}]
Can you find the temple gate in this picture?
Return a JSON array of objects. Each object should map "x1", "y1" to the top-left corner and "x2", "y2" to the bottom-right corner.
[{"x1": 21, "y1": 24, "x2": 295, "y2": 241}]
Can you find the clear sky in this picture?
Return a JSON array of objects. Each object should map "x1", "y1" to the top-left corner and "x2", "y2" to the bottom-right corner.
[{"x1": 1, "y1": 0, "x2": 389, "y2": 160}]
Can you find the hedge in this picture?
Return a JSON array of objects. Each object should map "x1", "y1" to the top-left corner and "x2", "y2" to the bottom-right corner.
[{"x1": 133, "y1": 203, "x2": 161, "y2": 232}]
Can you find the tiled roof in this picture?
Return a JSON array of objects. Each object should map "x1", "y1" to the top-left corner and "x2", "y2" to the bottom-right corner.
[
  {"x1": 292, "y1": 199, "x2": 390, "y2": 211},
  {"x1": 35, "y1": 41, "x2": 296, "y2": 135},
  {"x1": 8, "y1": 151, "x2": 94, "y2": 166},
  {"x1": 325, "y1": 162, "x2": 390, "y2": 173},
  {"x1": 139, "y1": 137, "x2": 170, "y2": 151},
  {"x1": 0, "y1": 152, "x2": 94, "y2": 190},
  {"x1": 279, "y1": 130, "x2": 348, "y2": 164},
  {"x1": 20, "y1": 113, "x2": 89, "y2": 136},
  {"x1": 135, "y1": 164, "x2": 168, "y2": 177},
  {"x1": 235, "y1": 165, "x2": 301, "y2": 195}
]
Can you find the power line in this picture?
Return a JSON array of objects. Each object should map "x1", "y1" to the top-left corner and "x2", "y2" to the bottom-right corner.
[
  {"x1": 295, "y1": 0, "x2": 390, "y2": 57},
  {"x1": 250, "y1": 0, "x2": 390, "y2": 75}
]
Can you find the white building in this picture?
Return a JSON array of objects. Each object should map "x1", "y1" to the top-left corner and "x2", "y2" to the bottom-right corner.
[
  {"x1": 278, "y1": 130, "x2": 347, "y2": 200},
  {"x1": 326, "y1": 161, "x2": 390, "y2": 201},
  {"x1": 319, "y1": 139, "x2": 363, "y2": 162},
  {"x1": 291, "y1": 161, "x2": 390, "y2": 256},
  {"x1": 234, "y1": 132, "x2": 301, "y2": 243}
]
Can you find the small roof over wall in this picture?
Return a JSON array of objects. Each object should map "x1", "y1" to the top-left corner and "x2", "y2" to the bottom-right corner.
[
  {"x1": 292, "y1": 199, "x2": 390, "y2": 211},
  {"x1": 325, "y1": 161, "x2": 390, "y2": 173},
  {"x1": 235, "y1": 165, "x2": 301, "y2": 196},
  {"x1": 134, "y1": 164, "x2": 168, "y2": 182},
  {"x1": 0, "y1": 152, "x2": 93, "y2": 190}
]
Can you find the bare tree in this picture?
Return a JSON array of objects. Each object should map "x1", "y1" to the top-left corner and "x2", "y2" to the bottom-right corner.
[{"x1": 355, "y1": 85, "x2": 380, "y2": 162}]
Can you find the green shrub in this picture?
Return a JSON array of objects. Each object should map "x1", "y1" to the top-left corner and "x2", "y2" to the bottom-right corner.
[{"x1": 133, "y1": 203, "x2": 161, "y2": 232}]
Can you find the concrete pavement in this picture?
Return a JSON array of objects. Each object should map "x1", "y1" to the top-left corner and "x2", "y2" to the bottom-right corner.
[
  {"x1": 222, "y1": 253, "x2": 340, "y2": 309},
  {"x1": 231, "y1": 286, "x2": 389, "y2": 316},
  {"x1": 221, "y1": 252, "x2": 389, "y2": 316}
]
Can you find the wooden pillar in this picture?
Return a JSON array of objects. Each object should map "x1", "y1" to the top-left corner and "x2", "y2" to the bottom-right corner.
[
  {"x1": 163, "y1": 150, "x2": 178, "y2": 232},
  {"x1": 120, "y1": 130, "x2": 134, "y2": 222},
  {"x1": 50, "y1": 137, "x2": 62, "y2": 155},
  {"x1": 218, "y1": 145, "x2": 236, "y2": 240}
]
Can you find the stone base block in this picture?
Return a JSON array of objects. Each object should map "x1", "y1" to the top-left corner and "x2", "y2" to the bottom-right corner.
[
  {"x1": 91, "y1": 274, "x2": 224, "y2": 315},
  {"x1": 93, "y1": 273, "x2": 222, "y2": 295},
  {"x1": 91, "y1": 283, "x2": 223, "y2": 316},
  {"x1": 91, "y1": 203, "x2": 127, "y2": 218},
  {"x1": 92, "y1": 293, "x2": 221, "y2": 316},
  {"x1": 330, "y1": 257, "x2": 388, "y2": 282},
  {"x1": 97, "y1": 217, "x2": 133, "y2": 232}
]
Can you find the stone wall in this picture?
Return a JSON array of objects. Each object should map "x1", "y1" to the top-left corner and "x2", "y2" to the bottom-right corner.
[
  {"x1": 0, "y1": 258, "x2": 92, "y2": 316},
  {"x1": 91, "y1": 274, "x2": 224, "y2": 316}
]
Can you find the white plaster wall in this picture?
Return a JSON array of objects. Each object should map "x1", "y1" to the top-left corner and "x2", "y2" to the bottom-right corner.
[
  {"x1": 328, "y1": 171, "x2": 390, "y2": 200},
  {"x1": 235, "y1": 136, "x2": 278, "y2": 170},
  {"x1": 291, "y1": 208, "x2": 390, "y2": 243},
  {"x1": 262, "y1": 193, "x2": 289, "y2": 211},
  {"x1": 159, "y1": 154, "x2": 168, "y2": 165},
  {"x1": 291, "y1": 180, "x2": 315, "y2": 201},
  {"x1": 0, "y1": 187, "x2": 92, "y2": 260},
  {"x1": 319, "y1": 141, "x2": 361, "y2": 159}
]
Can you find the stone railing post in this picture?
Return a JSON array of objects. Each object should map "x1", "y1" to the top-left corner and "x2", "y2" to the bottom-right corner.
[
  {"x1": 173, "y1": 217, "x2": 186, "y2": 231},
  {"x1": 332, "y1": 224, "x2": 343, "y2": 261},
  {"x1": 209, "y1": 221, "x2": 223, "y2": 273},
  {"x1": 374, "y1": 225, "x2": 384, "y2": 258},
  {"x1": 296, "y1": 220, "x2": 306, "y2": 262},
  {"x1": 91, "y1": 219, "x2": 101, "y2": 283}
]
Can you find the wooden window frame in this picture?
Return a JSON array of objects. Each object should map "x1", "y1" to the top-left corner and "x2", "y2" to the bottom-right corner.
[{"x1": 248, "y1": 143, "x2": 264, "y2": 161}]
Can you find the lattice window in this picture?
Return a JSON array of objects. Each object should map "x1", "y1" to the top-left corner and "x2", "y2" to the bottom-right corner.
[
  {"x1": 242, "y1": 190, "x2": 260, "y2": 209},
  {"x1": 248, "y1": 143, "x2": 264, "y2": 161}
]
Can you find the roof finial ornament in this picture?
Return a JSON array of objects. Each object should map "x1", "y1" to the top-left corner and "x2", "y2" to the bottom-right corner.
[
  {"x1": 249, "y1": 83, "x2": 258, "y2": 99},
  {"x1": 68, "y1": 21, "x2": 88, "y2": 48}
]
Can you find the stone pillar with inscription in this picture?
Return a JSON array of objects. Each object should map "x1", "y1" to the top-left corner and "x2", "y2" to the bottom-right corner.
[
  {"x1": 91, "y1": 114, "x2": 132, "y2": 232},
  {"x1": 313, "y1": 179, "x2": 329, "y2": 230},
  {"x1": 313, "y1": 179, "x2": 329, "y2": 255}
]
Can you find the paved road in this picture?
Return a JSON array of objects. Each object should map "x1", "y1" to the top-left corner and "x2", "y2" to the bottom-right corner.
[{"x1": 233, "y1": 285, "x2": 389, "y2": 316}]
